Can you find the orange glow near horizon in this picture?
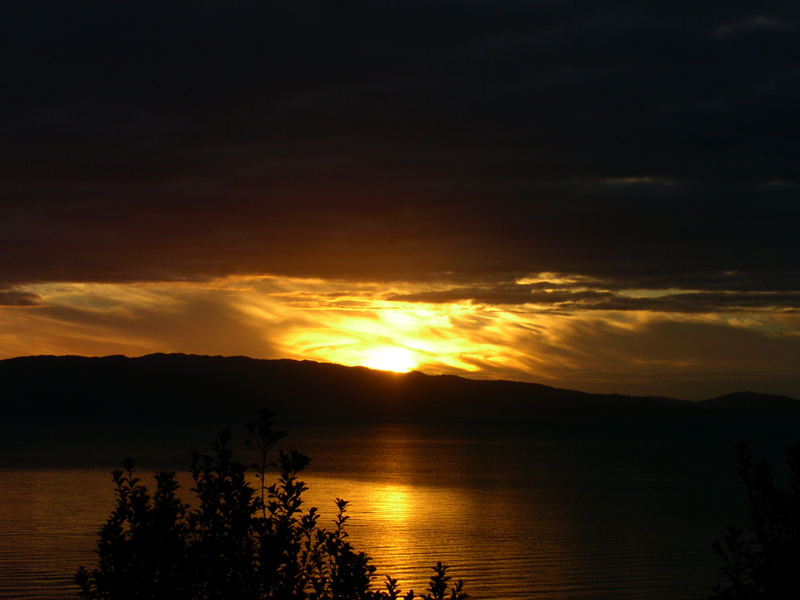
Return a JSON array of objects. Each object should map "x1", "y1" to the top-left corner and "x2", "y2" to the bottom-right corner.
[
  {"x1": 264, "y1": 297, "x2": 541, "y2": 380},
  {"x1": 1, "y1": 277, "x2": 546, "y2": 380},
  {"x1": 362, "y1": 346, "x2": 419, "y2": 373},
  {"x1": 3, "y1": 275, "x2": 800, "y2": 399}
]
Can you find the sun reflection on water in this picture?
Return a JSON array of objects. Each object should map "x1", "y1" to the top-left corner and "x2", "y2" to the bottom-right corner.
[{"x1": 364, "y1": 484, "x2": 412, "y2": 522}]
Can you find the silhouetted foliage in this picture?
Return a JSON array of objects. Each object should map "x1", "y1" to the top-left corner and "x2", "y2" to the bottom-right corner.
[
  {"x1": 710, "y1": 443, "x2": 800, "y2": 599},
  {"x1": 420, "y1": 563, "x2": 466, "y2": 600},
  {"x1": 76, "y1": 410, "x2": 467, "y2": 600}
]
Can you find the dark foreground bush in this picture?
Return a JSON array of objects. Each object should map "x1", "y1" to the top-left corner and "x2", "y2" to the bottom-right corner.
[
  {"x1": 710, "y1": 443, "x2": 800, "y2": 599},
  {"x1": 75, "y1": 410, "x2": 467, "y2": 600}
]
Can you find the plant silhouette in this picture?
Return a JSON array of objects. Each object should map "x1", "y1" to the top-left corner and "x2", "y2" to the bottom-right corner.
[
  {"x1": 75, "y1": 410, "x2": 467, "y2": 600},
  {"x1": 710, "y1": 443, "x2": 800, "y2": 599}
]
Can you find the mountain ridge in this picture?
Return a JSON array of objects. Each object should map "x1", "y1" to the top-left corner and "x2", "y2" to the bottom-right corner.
[{"x1": 3, "y1": 353, "x2": 798, "y2": 424}]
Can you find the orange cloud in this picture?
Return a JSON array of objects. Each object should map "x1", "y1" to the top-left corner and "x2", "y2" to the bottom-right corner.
[{"x1": 2, "y1": 276, "x2": 800, "y2": 400}]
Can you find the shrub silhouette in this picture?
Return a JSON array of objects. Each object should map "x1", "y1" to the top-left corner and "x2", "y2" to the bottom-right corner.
[
  {"x1": 75, "y1": 410, "x2": 467, "y2": 600},
  {"x1": 710, "y1": 443, "x2": 800, "y2": 599}
]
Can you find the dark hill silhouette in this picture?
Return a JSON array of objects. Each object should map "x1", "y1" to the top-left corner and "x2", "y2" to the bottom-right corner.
[
  {"x1": 3, "y1": 353, "x2": 798, "y2": 425},
  {"x1": 698, "y1": 391, "x2": 800, "y2": 415}
]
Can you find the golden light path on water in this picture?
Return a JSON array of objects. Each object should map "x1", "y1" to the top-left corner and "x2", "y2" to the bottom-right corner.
[
  {"x1": 2, "y1": 421, "x2": 738, "y2": 600},
  {"x1": 0, "y1": 466, "x2": 574, "y2": 600}
]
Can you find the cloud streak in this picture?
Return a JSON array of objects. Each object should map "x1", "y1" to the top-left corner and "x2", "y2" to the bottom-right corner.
[
  {"x1": 0, "y1": 288, "x2": 40, "y2": 307},
  {"x1": 2, "y1": 276, "x2": 800, "y2": 400},
  {"x1": 388, "y1": 281, "x2": 800, "y2": 313}
]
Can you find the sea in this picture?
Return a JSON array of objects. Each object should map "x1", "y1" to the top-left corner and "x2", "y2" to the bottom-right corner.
[{"x1": 1, "y1": 417, "x2": 798, "y2": 599}]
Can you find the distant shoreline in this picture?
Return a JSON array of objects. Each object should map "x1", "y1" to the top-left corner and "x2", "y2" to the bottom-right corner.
[{"x1": 4, "y1": 353, "x2": 800, "y2": 426}]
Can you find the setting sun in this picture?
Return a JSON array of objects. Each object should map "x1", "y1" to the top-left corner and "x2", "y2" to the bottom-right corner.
[{"x1": 362, "y1": 346, "x2": 418, "y2": 373}]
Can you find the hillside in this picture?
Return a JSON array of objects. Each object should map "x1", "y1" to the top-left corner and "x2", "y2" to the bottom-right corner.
[{"x1": 3, "y1": 354, "x2": 798, "y2": 425}]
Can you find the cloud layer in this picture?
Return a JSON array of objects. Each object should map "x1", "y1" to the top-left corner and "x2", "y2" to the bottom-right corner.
[
  {"x1": 2, "y1": 1, "x2": 799, "y2": 291},
  {"x1": 2, "y1": 277, "x2": 799, "y2": 400},
  {"x1": 2, "y1": 3, "x2": 799, "y2": 398}
]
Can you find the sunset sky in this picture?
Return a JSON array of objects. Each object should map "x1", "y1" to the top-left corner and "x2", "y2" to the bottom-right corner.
[{"x1": 2, "y1": 1, "x2": 800, "y2": 400}]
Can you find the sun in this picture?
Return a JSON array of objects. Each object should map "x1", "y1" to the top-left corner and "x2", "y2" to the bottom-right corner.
[{"x1": 362, "y1": 346, "x2": 418, "y2": 373}]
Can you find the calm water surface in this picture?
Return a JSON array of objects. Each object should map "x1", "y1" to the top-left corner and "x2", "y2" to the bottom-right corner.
[{"x1": 1, "y1": 420, "x2": 796, "y2": 599}]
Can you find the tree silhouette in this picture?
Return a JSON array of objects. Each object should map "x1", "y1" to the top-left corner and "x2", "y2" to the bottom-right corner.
[
  {"x1": 710, "y1": 443, "x2": 800, "y2": 599},
  {"x1": 76, "y1": 410, "x2": 467, "y2": 600},
  {"x1": 421, "y1": 563, "x2": 466, "y2": 600}
]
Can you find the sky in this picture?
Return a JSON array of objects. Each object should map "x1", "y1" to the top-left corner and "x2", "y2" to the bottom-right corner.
[{"x1": 2, "y1": 1, "x2": 800, "y2": 400}]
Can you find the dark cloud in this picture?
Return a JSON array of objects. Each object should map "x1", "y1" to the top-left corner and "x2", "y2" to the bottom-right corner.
[
  {"x1": 389, "y1": 282, "x2": 800, "y2": 313},
  {"x1": 388, "y1": 284, "x2": 615, "y2": 305},
  {"x1": 0, "y1": 288, "x2": 40, "y2": 307},
  {"x1": 2, "y1": 1, "x2": 799, "y2": 293}
]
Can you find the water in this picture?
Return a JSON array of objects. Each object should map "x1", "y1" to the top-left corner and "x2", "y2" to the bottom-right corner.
[{"x1": 1, "y1": 419, "x2": 796, "y2": 599}]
